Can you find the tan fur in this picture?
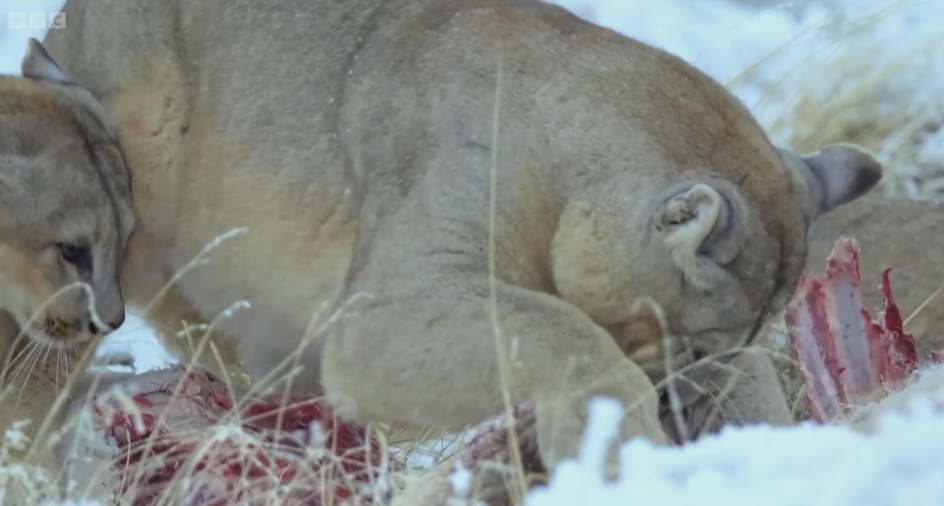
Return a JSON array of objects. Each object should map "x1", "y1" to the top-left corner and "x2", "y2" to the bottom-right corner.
[
  {"x1": 39, "y1": 0, "x2": 882, "y2": 473},
  {"x1": 0, "y1": 40, "x2": 133, "y2": 486},
  {"x1": 390, "y1": 299, "x2": 792, "y2": 506},
  {"x1": 614, "y1": 298, "x2": 793, "y2": 444},
  {"x1": 0, "y1": 334, "x2": 93, "y2": 475}
]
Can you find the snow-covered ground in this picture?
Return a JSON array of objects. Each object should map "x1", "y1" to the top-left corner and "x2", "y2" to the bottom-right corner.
[
  {"x1": 530, "y1": 374, "x2": 944, "y2": 506},
  {"x1": 4, "y1": 0, "x2": 944, "y2": 505}
]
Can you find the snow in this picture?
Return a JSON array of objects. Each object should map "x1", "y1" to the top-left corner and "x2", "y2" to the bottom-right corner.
[
  {"x1": 5, "y1": 0, "x2": 944, "y2": 505},
  {"x1": 529, "y1": 368, "x2": 944, "y2": 506}
]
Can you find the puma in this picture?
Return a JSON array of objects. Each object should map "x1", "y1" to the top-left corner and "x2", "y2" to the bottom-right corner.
[
  {"x1": 38, "y1": 0, "x2": 882, "y2": 473},
  {"x1": 0, "y1": 39, "x2": 131, "y2": 489}
]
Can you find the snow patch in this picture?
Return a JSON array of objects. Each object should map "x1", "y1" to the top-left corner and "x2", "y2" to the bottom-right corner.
[{"x1": 528, "y1": 375, "x2": 944, "y2": 506}]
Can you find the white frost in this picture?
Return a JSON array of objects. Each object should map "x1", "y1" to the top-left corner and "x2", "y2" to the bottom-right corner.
[
  {"x1": 449, "y1": 462, "x2": 474, "y2": 496},
  {"x1": 528, "y1": 372, "x2": 944, "y2": 506}
]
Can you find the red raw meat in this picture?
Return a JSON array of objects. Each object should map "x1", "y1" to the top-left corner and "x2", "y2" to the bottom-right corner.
[
  {"x1": 785, "y1": 236, "x2": 930, "y2": 424},
  {"x1": 73, "y1": 366, "x2": 401, "y2": 506}
]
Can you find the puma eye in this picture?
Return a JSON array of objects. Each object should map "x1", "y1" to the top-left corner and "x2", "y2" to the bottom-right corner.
[{"x1": 59, "y1": 243, "x2": 87, "y2": 263}]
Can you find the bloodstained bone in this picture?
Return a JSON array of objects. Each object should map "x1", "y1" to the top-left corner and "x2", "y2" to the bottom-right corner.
[{"x1": 785, "y1": 236, "x2": 934, "y2": 424}]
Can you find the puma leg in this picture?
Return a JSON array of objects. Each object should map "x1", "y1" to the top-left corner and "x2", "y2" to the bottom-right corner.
[{"x1": 322, "y1": 279, "x2": 668, "y2": 472}]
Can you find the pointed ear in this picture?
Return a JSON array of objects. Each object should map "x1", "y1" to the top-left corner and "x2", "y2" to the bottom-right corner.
[
  {"x1": 792, "y1": 143, "x2": 883, "y2": 218},
  {"x1": 654, "y1": 183, "x2": 739, "y2": 291},
  {"x1": 20, "y1": 38, "x2": 120, "y2": 146},
  {"x1": 21, "y1": 38, "x2": 72, "y2": 84},
  {"x1": 16, "y1": 39, "x2": 129, "y2": 198}
]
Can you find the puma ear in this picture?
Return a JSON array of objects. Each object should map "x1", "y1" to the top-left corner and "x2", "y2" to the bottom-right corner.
[
  {"x1": 20, "y1": 38, "x2": 120, "y2": 147},
  {"x1": 21, "y1": 38, "x2": 72, "y2": 84},
  {"x1": 796, "y1": 143, "x2": 883, "y2": 218},
  {"x1": 654, "y1": 183, "x2": 738, "y2": 291}
]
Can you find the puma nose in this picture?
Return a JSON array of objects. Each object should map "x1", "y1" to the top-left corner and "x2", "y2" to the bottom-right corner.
[{"x1": 108, "y1": 312, "x2": 126, "y2": 332}]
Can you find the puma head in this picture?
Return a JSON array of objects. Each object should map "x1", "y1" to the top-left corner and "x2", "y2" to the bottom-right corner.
[
  {"x1": 0, "y1": 38, "x2": 133, "y2": 350},
  {"x1": 552, "y1": 141, "x2": 882, "y2": 389}
]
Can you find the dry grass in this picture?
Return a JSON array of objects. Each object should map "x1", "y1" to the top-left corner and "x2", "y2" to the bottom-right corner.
[
  {"x1": 725, "y1": 0, "x2": 944, "y2": 420},
  {"x1": 0, "y1": 223, "x2": 483, "y2": 506},
  {"x1": 729, "y1": 0, "x2": 944, "y2": 201},
  {"x1": 5, "y1": 0, "x2": 944, "y2": 504}
]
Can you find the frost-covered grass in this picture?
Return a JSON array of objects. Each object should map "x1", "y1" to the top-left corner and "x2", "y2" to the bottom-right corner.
[
  {"x1": 0, "y1": 420, "x2": 75, "y2": 505},
  {"x1": 4, "y1": 0, "x2": 944, "y2": 505}
]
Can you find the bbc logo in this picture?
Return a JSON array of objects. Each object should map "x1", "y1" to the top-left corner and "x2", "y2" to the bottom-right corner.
[{"x1": 7, "y1": 12, "x2": 66, "y2": 30}]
